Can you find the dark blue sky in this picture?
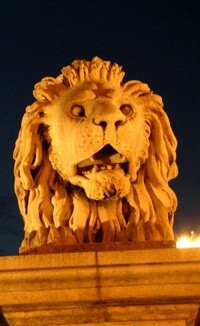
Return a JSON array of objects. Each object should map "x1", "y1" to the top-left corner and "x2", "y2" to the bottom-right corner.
[{"x1": 0, "y1": 0, "x2": 200, "y2": 255}]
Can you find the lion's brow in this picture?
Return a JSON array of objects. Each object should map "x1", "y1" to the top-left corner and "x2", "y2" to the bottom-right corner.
[{"x1": 68, "y1": 89, "x2": 96, "y2": 101}]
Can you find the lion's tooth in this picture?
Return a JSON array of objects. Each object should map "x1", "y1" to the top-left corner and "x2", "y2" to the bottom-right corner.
[
  {"x1": 114, "y1": 163, "x2": 120, "y2": 170},
  {"x1": 107, "y1": 165, "x2": 112, "y2": 170},
  {"x1": 92, "y1": 165, "x2": 98, "y2": 173},
  {"x1": 68, "y1": 165, "x2": 78, "y2": 178},
  {"x1": 100, "y1": 166, "x2": 106, "y2": 170}
]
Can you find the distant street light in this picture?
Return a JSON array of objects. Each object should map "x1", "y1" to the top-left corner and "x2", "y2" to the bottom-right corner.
[{"x1": 176, "y1": 231, "x2": 200, "y2": 248}]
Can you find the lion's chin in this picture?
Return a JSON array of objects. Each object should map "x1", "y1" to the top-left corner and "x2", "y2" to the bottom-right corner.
[{"x1": 69, "y1": 169, "x2": 131, "y2": 201}]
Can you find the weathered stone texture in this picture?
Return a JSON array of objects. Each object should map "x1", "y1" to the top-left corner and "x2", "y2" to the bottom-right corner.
[
  {"x1": 0, "y1": 247, "x2": 200, "y2": 325},
  {"x1": 13, "y1": 57, "x2": 178, "y2": 253}
]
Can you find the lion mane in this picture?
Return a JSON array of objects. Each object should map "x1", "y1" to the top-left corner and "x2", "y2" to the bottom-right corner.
[{"x1": 13, "y1": 57, "x2": 178, "y2": 253}]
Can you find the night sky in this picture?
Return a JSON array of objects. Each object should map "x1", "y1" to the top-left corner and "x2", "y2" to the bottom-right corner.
[{"x1": 0, "y1": 0, "x2": 200, "y2": 255}]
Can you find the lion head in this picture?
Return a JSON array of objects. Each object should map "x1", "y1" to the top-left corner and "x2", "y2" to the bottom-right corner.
[{"x1": 13, "y1": 57, "x2": 178, "y2": 253}]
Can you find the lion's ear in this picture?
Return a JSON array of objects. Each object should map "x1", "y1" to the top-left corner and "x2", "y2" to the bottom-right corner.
[
  {"x1": 33, "y1": 76, "x2": 65, "y2": 103},
  {"x1": 122, "y1": 80, "x2": 150, "y2": 98}
]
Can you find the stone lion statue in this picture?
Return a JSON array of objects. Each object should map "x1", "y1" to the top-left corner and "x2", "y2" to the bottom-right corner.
[{"x1": 13, "y1": 57, "x2": 178, "y2": 253}]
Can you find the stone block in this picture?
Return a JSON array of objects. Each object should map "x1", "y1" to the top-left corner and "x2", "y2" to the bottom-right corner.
[{"x1": 0, "y1": 248, "x2": 200, "y2": 325}]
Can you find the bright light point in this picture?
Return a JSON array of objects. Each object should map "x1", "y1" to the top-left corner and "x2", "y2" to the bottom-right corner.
[{"x1": 176, "y1": 231, "x2": 200, "y2": 248}]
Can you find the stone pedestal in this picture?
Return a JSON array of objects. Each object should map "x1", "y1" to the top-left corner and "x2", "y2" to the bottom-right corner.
[{"x1": 0, "y1": 247, "x2": 200, "y2": 325}]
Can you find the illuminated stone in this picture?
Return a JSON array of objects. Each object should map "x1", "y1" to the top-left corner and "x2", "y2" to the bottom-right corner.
[
  {"x1": 13, "y1": 57, "x2": 178, "y2": 254},
  {"x1": 0, "y1": 248, "x2": 200, "y2": 325}
]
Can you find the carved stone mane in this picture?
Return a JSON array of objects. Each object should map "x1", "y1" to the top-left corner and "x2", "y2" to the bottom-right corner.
[{"x1": 13, "y1": 57, "x2": 178, "y2": 253}]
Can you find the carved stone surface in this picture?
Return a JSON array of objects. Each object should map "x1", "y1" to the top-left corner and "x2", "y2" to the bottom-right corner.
[
  {"x1": 13, "y1": 57, "x2": 178, "y2": 253},
  {"x1": 0, "y1": 248, "x2": 200, "y2": 325}
]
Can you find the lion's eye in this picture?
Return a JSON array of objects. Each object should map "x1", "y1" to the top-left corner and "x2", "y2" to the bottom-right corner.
[
  {"x1": 70, "y1": 105, "x2": 86, "y2": 118},
  {"x1": 120, "y1": 104, "x2": 134, "y2": 117}
]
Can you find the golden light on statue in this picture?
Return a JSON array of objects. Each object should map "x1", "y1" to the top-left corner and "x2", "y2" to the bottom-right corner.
[
  {"x1": 3, "y1": 56, "x2": 200, "y2": 326},
  {"x1": 176, "y1": 231, "x2": 200, "y2": 248},
  {"x1": 13, "y1": 57, "x2": 179, "y2": 254}
]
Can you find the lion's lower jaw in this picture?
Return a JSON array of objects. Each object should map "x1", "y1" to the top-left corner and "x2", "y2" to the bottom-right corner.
[
  {"x1": 69, "y1": 169, "x2": 131, "y2": 200},
  {"x1": 19, "y1": 220, "x2": 174, "y2": 254}
]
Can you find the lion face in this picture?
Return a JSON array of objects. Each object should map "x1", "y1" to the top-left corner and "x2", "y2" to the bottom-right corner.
[
  {"x1": 46, "y1": 83, "x2": 148, "y2": 200},
  {"x1": 14, "y1": 57, "x2": 178, "y2": 253}
]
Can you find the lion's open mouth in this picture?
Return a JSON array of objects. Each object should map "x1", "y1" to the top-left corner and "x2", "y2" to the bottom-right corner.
[{"x1": 77, "y1": 145, "x2": 129, "y2": 177}]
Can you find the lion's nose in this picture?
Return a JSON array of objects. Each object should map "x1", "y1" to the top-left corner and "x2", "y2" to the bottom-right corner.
[{"x1": 93, "y1": 112, "x2": 126, "y2": 130}]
